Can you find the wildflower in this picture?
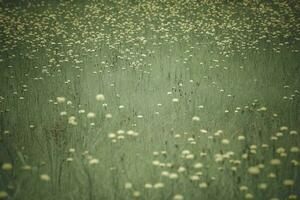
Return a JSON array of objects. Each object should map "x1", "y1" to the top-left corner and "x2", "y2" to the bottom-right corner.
[
  {"x1": 125, "y1": 182, "x2": 132, "y2": 189},
  {"x1": 270, "y1": 159, "x2": 281, "y2": 165},
  {"x1": 172, "y1": 98, "x2": 179, "y2": 103},
  {"x1": 21, "y1": 165, "x2": 32, "y2": 170},
  {"x1": 173, "y1": 194, "x2": 184, "y2": 200},
  {"x1": 185, "y1": 154, "x2": 194, "y2": 159},
  {"x1": 87, "y1": 112, "x2": 96, "y2": 118},
  {"x1": 68, "y1": 116, "x2": 77, "y2": 125},
  {"x1": 169, "y1": 173, "x2": 178, "y2": 179},
  {"x1": 69, "y1": 148, "x2": 75, "y2": 153},
  {"x1": 2, "y1": 163, "x2": 12, "y2": 171},
  {"x1": 257, "y1": 106, "x2": 267, "y2": 111},
  {"x1": 268, "y1": 173, "x2": 276, "y2": 178},
  {"x1": 108, "y1": 133, "x2": 116, "y2": 138},
  {"x1": 96, "y1": 94, "x2": 105, "y2": 101},
  {"x1": 133, "y1": 191, "x2": 140, "y2": 197},
  {"x1": 238, "y1": 135, "x2": 245, "y2": 140},
  {"x1": 276, "y1": 147, "x2": 285, "y2": 154},
  {"x1": 190, "y1": 175, "x2": 200, "y2": 181},
  {"x1": 290, "y1": 130, "x2": 298, "y2": 135},
  {"x1": 178, "y1": 166, "x2": 186, "y2": 173},
  {"x1": 280, "y1": 126, "x2": 288, "y2": 131},
  {"x1": 191, "y1": 162, "x2": 203, "y2": 169},
  {"x1": 245, "y1": 193, "x2": 253, "y2": 199},
  {"x1": 290, "y1": 147, "x2": 299, "y2": 153},
  {"x1": 105, "y1": 113, "x2": 112, "y2": 118},
  {"x1": 40, "y1": 174, "x2": 50, "y2": 181},
  {"x1": 239, "y1": 186, "x2": 248, "y2": 191},
  {"x1": 283, "y1": 179, "x2": 294, "y2": 187},
  {"x1": 199, "y1": 182, "x2": 208, "y2": 188},
  {"x1": 60, "y1": 111, "x2": 67, "y2": 116},
  {"x1": 0, "y1": 191, "x2": 8, "y2": 199},
  {"x1": 288, "y1": 194, "x2": 297, "y2": 199},
  {"x1": 222, "y1": 139, "x2": 230, "y2": 144},
  {"x1": 192, "y1": 116, "x2": 200, "y2": 121},
  {"x1": 248, "y1": 166, "x2": 260, "y2": 175},
  {"x1": 258, "y1": 183, "x2": 268, "y2": 190},
  {"x1": 56, "y1": 96, "x2": 66, "y2": 103},
  {"x1": 161, "y1": 171, "x2": 169, "y2": 176},
  {"x1": 89, "y1": 159, "x2": 99, "y2": 165},
  {"x1": 152, "y1": 160, "x2": 160, "y2": 166},
  {"x1": 154, "y1": 182, "x2": 164, "y2": 188}
]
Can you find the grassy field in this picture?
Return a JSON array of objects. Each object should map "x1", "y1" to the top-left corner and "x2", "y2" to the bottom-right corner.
[{"x1": 0, "y1": 0, "x2": 300, "y2": 199}]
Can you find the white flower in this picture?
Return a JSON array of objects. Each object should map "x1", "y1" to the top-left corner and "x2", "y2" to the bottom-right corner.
[
  {"x1": 154, "y1": 182, "x2": 164, "y2": 188},
  {"x1": 173, "y1": 194, "x2": 184, "y2": 200},
  {"x1": 192, "y1": 116, "x2": 200, "y2": 121},
  {"x1": 40, "y1": 174, "x2": 50, "y2": 181},
  {"x1": 89, "y1": 159, "x2": 99, "y2": 165},
  {"x1": 194, "y1": 162, "x2": 203, "y2": 169},
  {"x1": 222, "y1": 139, "x2": 230, "y2": 144},
  {"x1": 56, "y1": 96, "x2": 66, "y2": 103},
  {"x1": 105, "y1": 113, "x2": 112, "y2": 118},
  {"x1": 248, "y1": 166, "x2": 260, "y2": 175},
  {"x1": 172, "y1": 98, "x2": 179, "y2": 102},
  {"x1": 87, "y1": 112, "x2": 96, "y2": 118},
  {"x1": 60, "y1": 111, "x2": 67, "y2": 116},
  {"x1": 199, "y1": 182, "x2": 208, "y2": 188},
  {"x1": 68, "y1": 116, "x2": 77, "y2": 125},
  {"x1": 96, "y1": 94, "x2": 105, "y2": 101},
  {"x1": 108, "y1": 133, "x2": 116, "y2": 138},
  {"x1": 124, "y1": 182, "x2": 132, "y2": 189},
  {"x1": 177, "y1": 166, "x2": 186, "y2": 173},
  {"x1": 283, "y1": 179, "x2": 294, "y2": 186},
  {"x1": 169, "y1": 173, "x2": 178, "y2": 179},
  {"x1": 270, "y1": 159, "x2": 281, "y2": 165}
]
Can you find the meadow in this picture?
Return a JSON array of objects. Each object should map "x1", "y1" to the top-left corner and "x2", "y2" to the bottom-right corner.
[{"x1": 0, "y1": 0, "x2": 300, "y2": 199}]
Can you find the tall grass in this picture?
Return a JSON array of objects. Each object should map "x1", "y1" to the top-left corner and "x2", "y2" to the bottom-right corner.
[{"x1": 0, "y1": 0, "x2": 300, "y2": 199}]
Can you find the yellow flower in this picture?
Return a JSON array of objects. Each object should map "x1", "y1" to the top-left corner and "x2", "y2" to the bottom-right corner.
[
  {"x1": 283, "y1": 179, "x2": 294, "y2": 187},
  {"x1": 0, "y1": 191, "x2": 8, "y2": 199},
  {"x1": 270, "y1": 159, "x2": 281, "y2": 165},
  {"x1": 239, "y1": 186, "x2": 248, "y2": 191},
  {"x1": 290, "y1": 147, "x2": 299, "y2": 153},
  {"x1": 245, "y1": 193, "x2": 253, "y2": 199},
  {"x1": 258, "y1": 183, "x2": 268, "y2": 190},
  {"x1": 288, "y1": 194, "x2": 297, "y2": 199},
  {"x1": 2, "y1": 163, "x2": 12, "y2": 171},
  {"x1": 248, "y1": 166, "x2": 260, "y2": 175},
  {"x1": 21, "y1": 165, "x2": 32, "y2": 170},
  {"x1": 133, "y1": 191, "x2": 140, "y2": 197},
  {"x1": 268, "y1": 173, "x2": 276, "y2": 178}
]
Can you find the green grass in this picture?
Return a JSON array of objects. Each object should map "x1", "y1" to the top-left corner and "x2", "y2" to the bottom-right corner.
[{"x1": 0, "y1": 0, "x2": 300, "y2": 199}]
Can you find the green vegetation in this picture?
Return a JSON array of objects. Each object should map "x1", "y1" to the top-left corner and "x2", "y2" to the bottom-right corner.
[{"x1": 0, "y1": 0, "x2": 300, "y2": 199}]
